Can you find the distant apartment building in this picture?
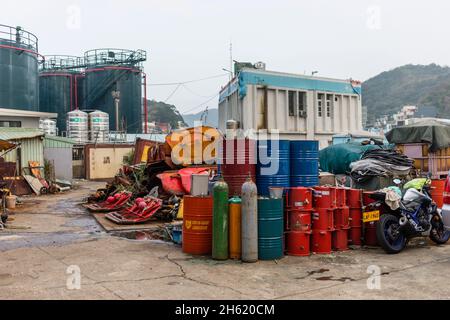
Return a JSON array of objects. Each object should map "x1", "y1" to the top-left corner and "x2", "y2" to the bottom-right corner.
[{"x1": 218, "y1": 64, "x2": 363, "y2": 148}]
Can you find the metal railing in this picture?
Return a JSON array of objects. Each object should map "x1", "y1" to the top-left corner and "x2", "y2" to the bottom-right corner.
[
  {"x1": 0, "y1": 24, "x2": 38, "y2": 52},
  {"x1": 84, "y1": 48, "x2": 146, "y2": 68},
  {"x1": 40, "y1": 55, "x2": 84, "y2": 71}
]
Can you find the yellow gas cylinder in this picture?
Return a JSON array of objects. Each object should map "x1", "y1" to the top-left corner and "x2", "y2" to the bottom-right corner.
[
  {"x1": 177, "y1": 199, "x2": 184, "y2": 220},
  {"x1": 229, "y1": 196, "x2": 242, "y2": 260}
]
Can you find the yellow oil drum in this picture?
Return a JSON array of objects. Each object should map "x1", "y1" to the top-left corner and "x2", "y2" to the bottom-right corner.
[{"x1": 229, "y1": 196, "x2": 242, "y2": 260}]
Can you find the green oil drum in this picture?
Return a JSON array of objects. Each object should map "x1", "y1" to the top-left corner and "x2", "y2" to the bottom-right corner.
[
  {"x1": 258, "y1": 198, "x2": 284, "y2": 260},
  {"x1": 212, "y1": 177, "x2": 229, "y2": 260}
]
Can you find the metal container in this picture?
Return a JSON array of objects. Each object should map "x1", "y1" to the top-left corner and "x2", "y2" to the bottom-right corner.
[
  {"x1": 313, "y1": 187, "x2": 337, "y2": 209},
  {"x1": 221, "y1": 138, "x2": 256, "y2": 196},
  {"x1": 285, "y1": 231, "x2": 311, "y2": 257},
  {"x1": 229, "y1": 196, "x2": 242, "y2": 260},
  {"x1": 311, "y1": 230, "x2": 332, "y2": 254},
  {"x1": 191, "y1": 174, "x2": 210, "y2": 197},
  {"x1": 182, "y1": 196, "x2": 213, "y2": 255},
  {"x1": 286, "y1": 209, "x2": 312, "y2": 232},
  {"x1": 346, "y1": 189, "x2": 363, "y2": 208},
  {"x1": 290, "y1": 141, "x2": 319, "y2": 187},
  {"x1": 364, "y1": 222, "x2": 379, "y2": 247},
  {"x1": 241, "y1": 177, "x2": 258, "y2": 263},
  {"x1": 349, "y1": 208, "x2": 362, "y2": 228},
  {"x1": 89, "y1": 110, "x2": 110, "y2": 143},
  {"x1": 0, "y1": 24, "x2": 39, "y2": 111},
  {"x1": 257, "y1": 140, "x2": 291, "y2": 197},
  {"x1": 212, "y1": 177, "x2": 229, "y2": 260},
  {"x1": 334, "y1": 207, "x2": 350, "y2": 229},
  {"x1": 66, "y1": 110, "x2": 89, "y2": 143},
  {"x1": 335, "y1": 188, "x2": 347, "y2": 208},
  {"x1": 312, "y1": 208, "x2": 334, "y2": 231},
  {"x1": 332, "y1": 229, "x2": 349, "y2": 251},
  {"x1": 39, "y1": 119, "x2": 57, "y2": 136},
  {"x1": 348, "y1": 227, "x2": 363, "y2": 246},
  {"x1": 430, "y1": 179, "x2": 445, "y2": 208},
  {"x1": 84, "y1": 48, "x2": 146, "y2": 133},
  {"x1": 258, "y1": 197, "x2": 284, "y2": 261},
  {"x1": 286, "y1": 187, "x2": 313, "y2": 210}
]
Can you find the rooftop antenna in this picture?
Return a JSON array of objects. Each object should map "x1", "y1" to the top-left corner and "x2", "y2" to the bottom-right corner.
[{"x1": 229, "y1": 41, "x2": 233, "y2": 81}]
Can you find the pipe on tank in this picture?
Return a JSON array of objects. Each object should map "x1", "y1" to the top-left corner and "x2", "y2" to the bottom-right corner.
[{"x1": 142, "y1": 72, "x2": 148, "y2": 134}]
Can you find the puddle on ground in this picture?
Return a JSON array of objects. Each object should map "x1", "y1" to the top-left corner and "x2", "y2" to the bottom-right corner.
[
  {"x1": 295, "y1": 268, "x2": 330, "y2": 280},
  {"x1": 315, "y1": 276, "x2": 355, "y2": 283},
  {"x1": 111, "y1": 229, "x2": 169, "y2": 242}
]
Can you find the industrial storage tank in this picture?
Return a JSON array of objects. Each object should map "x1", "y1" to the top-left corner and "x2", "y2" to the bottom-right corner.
[
  {"x1": 39, "y1": 55, "x2": 85, "y2": 134},
  {"x1": 89, "y1": 110, "x2": 109, "y2": 143},
  {"x1": 0, "y1": 24, "x2": 39, "y2": 111},
  {"x1": 67, "y1": 110, "x2": 88, "y2": 143},
  {"x1": 39, "y1": 119, "x2": 57, "y2": 136},
  {"x1": 84, "y1": 49, "x2": 146, "y2": 133}
]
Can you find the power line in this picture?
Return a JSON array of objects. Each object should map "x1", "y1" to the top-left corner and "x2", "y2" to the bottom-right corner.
[
  {"x1": 147, "y1": 73, "x2": 228, "y2": 86},
  {"x1": 164, "y1": 83, "x2": 182, "y2": 103},
  {"x1": 181, "y1": 93, "x2": 220, "y2": 115},
  {"x1": 181, "y1": 84, "x2": 216, "y2": 98}
]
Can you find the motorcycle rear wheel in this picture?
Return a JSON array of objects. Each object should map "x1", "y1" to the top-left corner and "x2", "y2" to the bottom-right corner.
[
  {"x1": 430, "y1": 222, "x2": 450, "y2": 245},
  {"x1": 377, "y1": 214, "x2": 407, "y2": 254}
]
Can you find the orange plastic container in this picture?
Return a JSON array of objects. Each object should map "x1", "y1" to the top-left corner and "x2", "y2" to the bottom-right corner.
[{"x1": 431, "y1": 179, "x2": 445, "y2": 208}]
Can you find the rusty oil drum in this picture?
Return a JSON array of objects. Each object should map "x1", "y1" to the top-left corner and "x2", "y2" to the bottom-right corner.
[
  {"x1": 313, "y1": 187, "x2": 336, "y2": 209},
  {"x1": 183, "y1": 196, "x2": 213, "y2": 255},
  {"x1": 221, "y1": 138, "x2": 256, "y2": 196}
]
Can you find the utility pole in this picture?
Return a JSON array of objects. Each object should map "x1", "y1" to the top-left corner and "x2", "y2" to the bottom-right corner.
[{"x1": 112, "y1": 90, "x2": 121, "y2": 131}]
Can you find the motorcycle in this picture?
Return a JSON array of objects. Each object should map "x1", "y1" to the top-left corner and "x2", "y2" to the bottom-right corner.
[{"x1": 367, "y1": 175, "x2": 450, "y2": 254}]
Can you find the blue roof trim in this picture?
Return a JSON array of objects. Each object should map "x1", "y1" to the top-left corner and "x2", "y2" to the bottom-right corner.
[{"x1": 219, "y1": 70, "x2": 361, "y2": 104}]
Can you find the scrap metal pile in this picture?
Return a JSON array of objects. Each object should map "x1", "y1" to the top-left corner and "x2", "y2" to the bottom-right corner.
[{"x1": 350, "y1": 149, "x2": 414, "y2": 182}]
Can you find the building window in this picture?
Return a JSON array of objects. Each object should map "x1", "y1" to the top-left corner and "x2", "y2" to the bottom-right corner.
[
  {"x1": 298, "y1": 92, "x2": 306, "y2": 117},
  {"x1": 73, "y1": 148, "x2": 84, "y2": 161},
  {"x1": 288, "y1": 91, "x2": 296, "y2": 116},
  {"x1": 317, "y1": 94, "x2": 324, "y2": 117},
  {"x1": 326, "y1": 95, "x2": 332, "y2": 118},
  {"x1": 103, "y1": 157, "x2": 111, "y2": 164},
  {"x1": 0, "y1": 121, "x2": 21, "y2": 128}
]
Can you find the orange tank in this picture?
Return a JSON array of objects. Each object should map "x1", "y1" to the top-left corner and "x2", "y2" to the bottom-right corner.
[
  {"x1": 183, "y1": 196, "x2": 213, "y2": 255},
  {"x1": 431, "y1": 179, "x2": 445, "y2": 208},
  {"x1": 229, "y1": 197, "x2": 242, "y2": 260}
]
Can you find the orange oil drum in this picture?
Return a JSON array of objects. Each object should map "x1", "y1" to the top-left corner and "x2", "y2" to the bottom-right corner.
[
  {"x1": 183, "y1": 196, "x2": 213, "y2": 255},
  {"x1": 335, "y1": 188, "x2": 347, "y2": 208},
  {"x1": 229, "y1": 197, "x2": 242, "y2": 260},
  {"x1": 313, "y1": 187, "x2": 336, "y2": 209},
  {"x1": 431, "y1": 180, "x2": 445, "y2": 208},
  {"x1": 346, "y1": 189, "x2": 362, "y2": 208},
  {"x1": 286, "y1": 187, "x2": 313, "y2": 210}
]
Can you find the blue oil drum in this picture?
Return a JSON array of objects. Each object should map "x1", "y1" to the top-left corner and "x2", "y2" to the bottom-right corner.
[
  {"x1": 258, "y1": 198, "x2": 284, "y2": 260},
  {"x1": 256, "y1": 140, "x2": 291, "y2": 196},
  {"x1": 290, "y1": 141, "x2": 319, "y2": 187}
]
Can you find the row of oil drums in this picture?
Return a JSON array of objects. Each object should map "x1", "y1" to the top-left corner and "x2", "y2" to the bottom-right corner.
[
  {"x1": 221, "y1": 139, "x2": 319, "y2": 197},
  {"x1": 182, "y1": 177, "x2": 285, "y2": 262},
  {"x1": 285, "y1": 187, "x2": 381, "y2": 256}
]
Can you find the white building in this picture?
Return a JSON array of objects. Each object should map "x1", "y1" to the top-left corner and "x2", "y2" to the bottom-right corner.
[
  {"x1": 218, "y1": 67, "x2": 363, "y2": 148},
  {"x1": 0, "y1": 108, "x2": 57, "y2": 129}
]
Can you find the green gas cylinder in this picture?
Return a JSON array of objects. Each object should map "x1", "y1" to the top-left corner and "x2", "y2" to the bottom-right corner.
[{"x1": 212, "y1": 176, "x2": 230, "y2": 260}]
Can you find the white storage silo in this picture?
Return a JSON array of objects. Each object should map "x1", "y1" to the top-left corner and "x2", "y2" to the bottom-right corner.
[
  {"x1": 67, "y1": 110, "x2": 89, "y2": 143},
  {"x1": 89, "y1": 110, "x2": 109, "y2": 143}
]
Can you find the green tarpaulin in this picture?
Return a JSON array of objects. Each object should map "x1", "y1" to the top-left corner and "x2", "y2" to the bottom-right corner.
[
  {"x1": 386, "y1": 119, "x2": 450, "y2": 152},
  {"x1": 319, "y1": 142, "x2": 381, "y2": 174}
]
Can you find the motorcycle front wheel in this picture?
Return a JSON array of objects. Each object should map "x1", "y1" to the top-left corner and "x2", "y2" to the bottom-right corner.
[
  {"x1": 376, "y1": 214, "x2": 407, "y2": 254},
  {"x1": 430, "y1": 220, "x2": 450, "y2": 245}
]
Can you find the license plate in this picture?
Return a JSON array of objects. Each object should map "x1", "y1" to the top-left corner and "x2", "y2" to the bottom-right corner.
[{"x1": 363, "y1": 210, "x2": 380, "y2": 223}]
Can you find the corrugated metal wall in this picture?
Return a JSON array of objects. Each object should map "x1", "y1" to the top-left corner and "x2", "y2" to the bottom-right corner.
[{"x1": 3, "y1": 137, "x2": 44, "y2": 175}]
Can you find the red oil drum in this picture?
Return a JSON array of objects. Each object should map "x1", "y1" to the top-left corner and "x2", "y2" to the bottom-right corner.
[
  {"x1": 286, "y1": 210, "x2": 312, "y2": 232},
  {"x1": 349, "y1": 208, "x2": 362, "y2": 228},
  {"x1": 431, "y1": 179, "x2": 445, "y2": 208},
  {"x1": 346, "y1": 189, "x2": 362, "y2": 208},
  {"x1": 311, "y1": 230, "x2": 332, "y2": 254},
  {"x1": 335, "y1": 188, "x2": 347, "y2": 208},
  {"x1": 348, "y1": 227, "x2": 363, "y2": 246},
  {"x1": 364, "y1": 221, "x2": 379, "y2": 246},
  {"x1": 183, "y1": 196, "x2": 213, "y2": 255},
  {"x1": 363, "y1": 192, "x2": 376, "y2": 206},
  {"x1": 286, "y1": 187, "x2": 313, "y2": 210},
  {"x1": 313, "y1": 187, "x2": 336, "y2": 209},
  {"x1": 312, "y1": 208, "x2": 334, "y2": 231},
  {"x1": 332, "y1": 229, "x2": 349, "y2": 251},
  {"x1": 285, "y1": 231, "x2": 311, "y2": 257},
  {"x1": 221, "y1": 138, "x2": 257, "y2": 196},
  {"x1": 334, "y1": 207, "x2": 350, "y2": 229}
]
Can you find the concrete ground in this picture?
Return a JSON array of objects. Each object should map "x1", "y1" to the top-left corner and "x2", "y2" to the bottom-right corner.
[{"x1": 0, "y1": 180, "x2": 449, "y2": 300}]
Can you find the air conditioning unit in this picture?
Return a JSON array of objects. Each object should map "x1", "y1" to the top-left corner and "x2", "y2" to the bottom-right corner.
[
  {"x1": 254, "y1": 61, "x2": 266, "y2": 70},
  {"x1": 299, "y1": 111, "x2": 307, "y2": 118}
]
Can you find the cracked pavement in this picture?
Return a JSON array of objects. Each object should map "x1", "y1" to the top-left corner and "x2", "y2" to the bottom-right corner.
[{"x1": 0, "y1": 181, "x2": 449, "y2": 300}]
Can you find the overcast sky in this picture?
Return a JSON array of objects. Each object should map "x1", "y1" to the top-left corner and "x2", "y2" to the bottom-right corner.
[{"x1": 2, "y1": 0, "x2": 450, "y2": 114}]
